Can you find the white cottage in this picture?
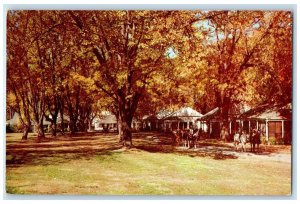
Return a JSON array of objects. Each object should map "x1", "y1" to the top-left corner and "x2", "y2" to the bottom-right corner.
[{"x1": 162, "y1": 107, "x2": 203, "y2": 132}]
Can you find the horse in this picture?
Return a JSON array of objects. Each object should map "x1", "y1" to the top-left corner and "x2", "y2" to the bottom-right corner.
[
  {"x1": 220, "y1": 126, "x2": 229, "y2": 142},
  {"x1": 172, "y1": 128, "x2": 200, "y2": 148},
  {"x1": 250, "y1": 129, "x2": 261, "y2": 152},
  {"x1": 233, "y1": 133, "x2": 240, "y2": 151},
  {"x1": 233, "y1": 132, "x2": 248, "y2": 152},
  {"x1": 188, "y1": 128, "x2": 201, "y2": 148},
  {"x1": 171, "y1": 129, "x2": 182, "y2": 146},
  {"x1": 181, "y1": 129, "x2": 192, "y2": 148}
]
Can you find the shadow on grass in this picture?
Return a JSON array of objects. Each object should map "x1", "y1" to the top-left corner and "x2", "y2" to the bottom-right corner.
[
  {"x1": 6, "y1": 131, "x2": 288, "y2": 167},
  {"x1": 134, "y1": 144, "x2": 239, "y2": 160},
  {"x1": 6, "y1": 132, "x2": 123, "y2": 167},
  {"x1": 131, "y1": 132, "x2": 240, "y2": 160}
]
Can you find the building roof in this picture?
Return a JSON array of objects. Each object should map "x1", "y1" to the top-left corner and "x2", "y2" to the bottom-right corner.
[
  {"x1": 6, "y1": 112, "x2": 72, "y2": 127},
  {"x1": 199, "y1": 103, "x2": 251, "y2": 121},
  {"x1": 6, "y1": 112, "x2": 54, "y2": 126},
  {"x1": 240, "y1": 103, "x2": 292, "y2": 121},
  {"x1": 55, "y1": 114, "x2": 70, "y2": 123},
  {"x1": 170, "y1": 107, "x2": 202, "y2": 117},
  {"x1": 94, "y1": 115, "x2": 117, "y2": 124},
  {"x1": 156, "y1": 109, "x2": 174, "y2": 119},
  {"x1": 199, "y1": 107, "x2": 220, "y2": 121},
  {"x1": 143, "y1": 109, "x2": 174, "y2": 121},
  {"x1": 6, "y1": 112, "x2": 20, "y2": 126},
  {"x1": 164, "y1": 107, "x2": 203, "y2": 122}
]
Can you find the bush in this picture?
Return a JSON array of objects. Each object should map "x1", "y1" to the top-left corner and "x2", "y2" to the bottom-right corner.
[
  {"x1": 268, "y1": 137, "x2": 276, "y2": 145},
  {"x1": 277, "y1": 137, "x2": 284, "y2": 145},
  {"x1": 6, "y1": 125, "x2": 14, "y2": 133},
  {"x1": 260, "y1": 135, "x2": 267, "y2": 145},
  {"x1": 6, "y1": 124, "x2": 23, "y2": 133},
  {"x1": 267, "y1": 137, "x2": 284, "y2": 145}
]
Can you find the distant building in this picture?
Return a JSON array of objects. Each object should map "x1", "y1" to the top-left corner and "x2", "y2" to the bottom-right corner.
[
  {"x1": 198, "y1": 103, "x2": 292, "y2": 144},
  {"x1": 143, "y1": 107, "x2": 203, "y2": 132},
  {"x1": 6, "y1": 112, "x2": 70, "y2": 133},
  {"x1": 6, "y1": 112, "x2": 21, "y2": 127},
  {"x1": 239, "y1": 103, "x2": 292, "y2": 144},
  {"x1": 198, "y1": 107, "x2": 240, "y2": 138},
  {"x1": 163, "y1": 107, "x2": 203, "y2": 132},
  {"x1": 132, "y1": 118, "x2": 142, "y2": 132},
  {"x1": 93, "y1": 114, "x2": 117, "y2": 132}
]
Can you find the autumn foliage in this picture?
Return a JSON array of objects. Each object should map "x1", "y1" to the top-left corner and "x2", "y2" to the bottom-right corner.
[{"x1": 6, "y1": 10, "x2": 292, "y2": 144}]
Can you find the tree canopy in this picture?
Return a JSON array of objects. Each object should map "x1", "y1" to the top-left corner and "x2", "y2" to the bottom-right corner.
[{"x1": 6, "y1": 10, "x2": 292, "y2": 143}]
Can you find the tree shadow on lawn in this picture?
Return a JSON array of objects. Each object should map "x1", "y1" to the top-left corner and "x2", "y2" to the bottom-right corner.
[
  {"x1": 133, "y1": 144, "x2": 239, "y2": 160},
  {"x1": 6, "y1": 132, "x2": 124, "y2": 167},
  {"x1": 131, "y1": 132, "x2": 285, "y2": 160},
  {"x1": 132, "y1": 132, "x2": 240, "y2": 160},
  {"x1": 6, "y1": 131, "x2": 285, "y2": 167},
  {"x1": 6, "y1": 147, "x2": 122, "y2": 167}
]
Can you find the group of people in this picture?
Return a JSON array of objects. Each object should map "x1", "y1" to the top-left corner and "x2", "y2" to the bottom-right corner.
[
  {"x1": 233, "y1": 128, "x2": 262, "y2": 152},
  {"x1": 172, "y1": 125, "x2": 262, "y2": 152},
  {"x1": 172, "y1": 127, "x2": 203, "y2": 148}
]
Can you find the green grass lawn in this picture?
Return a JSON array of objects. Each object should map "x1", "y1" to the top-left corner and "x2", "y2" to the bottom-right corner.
[{"x1": 6, "y1": 132, "x2": 291, "y2": 195}]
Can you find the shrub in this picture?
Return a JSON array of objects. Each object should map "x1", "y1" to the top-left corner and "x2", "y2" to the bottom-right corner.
[
  {"x1": 271, "y1": 137, "x2": 277, "y2": 145},
  {"x1": 260, "y1": 135, "x2": 267, "y2": 145},
  {"x1": 277, "y1": 137, "x2": 284, "y2": 145},
  {"x1": 6, "y1": 124, "x2": 23, "y2": 133},
  {"x1": 6, "y1": 125, "x2": 14, "y2": 133}
]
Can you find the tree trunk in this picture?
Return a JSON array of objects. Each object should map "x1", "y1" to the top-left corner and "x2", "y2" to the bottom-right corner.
[
  {"x1": 84, "y1": 118, "x2": 89, "y2": 132},
  {"x1": 118, "y1": 119, "x2": 123, "y2": 140},
  {"x1": 120, "y1": 120, "x2": 132, "y2": 147},
  {"x1": 22, "y1": 125, "x2": 30, "y2": 140},
  {"x1": 117, "y1": 112, "x2": 123, "y2": 142},
  {"x1": 36, "y1": 122, "x2": 45, "y2": 139},
  {"x1": 220, "y1": 95, "x2": 231, "y2": 122},
  {"x1": 88, "y1": 119, "x2": 92, "y2": 132},
  {"x1": 69, "y1": 120, "x2": 76, "y2": 135},
  {"x1": 118, "y1": 109, "x2": 133, "y2": 147},
  {"x1": 51, "y1": 122, "x2": 57, "y2": 137},
  {"x1": 60, "y1": 111, "x2": 65, "y2": 135}
]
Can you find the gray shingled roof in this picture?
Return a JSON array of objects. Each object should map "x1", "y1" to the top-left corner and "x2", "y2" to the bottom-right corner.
[
  {"x1": 239, "y1": 103, "x2": 292, "y2": 121},
  {"x1": 164, "y1": 107, "x2": 203, "y2": 122},
  {"x1": 199, "y1": 107, "x2": 220, "y2": 121},
  {"x1": 96, "y1": 115, "x2": 117, "y2": 124}
]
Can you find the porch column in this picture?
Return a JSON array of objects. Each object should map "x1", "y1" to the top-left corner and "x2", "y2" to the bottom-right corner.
[
  {"x1": 229, "y1": 121, "x2": 232, "y2": 134},
  {"x1": 282, "y1": 120, "x2": 284, "y2": 138},
  {"x1": 248, "y1": 121, "x2": 251, "y2": 134},
  {"x1": 177, "y1": 121, "x2": 180, "y2": 130},
  {"x1": 266, "y1": 119, "x2": 269, "y2": 143},
  {"x1": 197, "y1": 121, "x2": 200, "y2": 129},
  {"x1": 256, "y1": 121, "x2": 259, "y2": 130},
  {"x1": 241, "y1": 120, "x2": 243, "y2": 132}
]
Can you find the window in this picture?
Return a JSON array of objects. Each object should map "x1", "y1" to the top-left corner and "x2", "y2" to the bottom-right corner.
[{"x1": 268, "y1": 121, "x2": 282, "y2": 138}]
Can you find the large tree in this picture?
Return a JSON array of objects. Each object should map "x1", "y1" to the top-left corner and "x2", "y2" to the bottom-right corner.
[
  {"x1": 189, "y1": 11, "x2": 292, "y2": 121},
  {"x1": 66, "y1": 10, "x2": 201, "y2": 145}
]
